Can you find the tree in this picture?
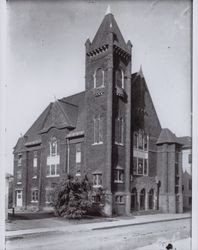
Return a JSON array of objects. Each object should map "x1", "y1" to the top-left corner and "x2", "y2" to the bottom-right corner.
[{"x1": 53, "y1": 174, "x2": 92, "y2": 219}]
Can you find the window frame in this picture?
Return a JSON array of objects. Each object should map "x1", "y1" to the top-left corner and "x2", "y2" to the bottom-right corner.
[
  {"x1": 115, "y1": 68, "x2": 125, "y2": 89},
  {"x1": 115, "y1": 117, "x2": 124, "y2": 145},
  {"x1": 17, "y1": 154, "x2": 22, "y2": 167},
  {"x1": 133, "y1": 157, "x2": 148, "y2": 176},
  {"x1": 93, "y1": 116, "x2": 103, "y2": 145},
  {"x1": 114, "y1": 168, "x2": 124, "y2": 183},
  {"x1": 115, "y1": 195, "x2": 124, "y2": 204},
  {"x1": 93, "y1": 173, "x2": 102, "y2": 187},
  {"x1": 133, "y1": 130, "x2": 149, "y2": 152},
  {"x1": 94, "y1": 68, "x2": 105, "y2": 89},
  {"x1": 31, "y1": 189, "x2": 39, "y2": 203},
  {"x1": 50, "y1": 137, "x2": 58, "y2": 157},
  {"x1": 46, "y1": 164, "x2": 60, "y2": 177}
]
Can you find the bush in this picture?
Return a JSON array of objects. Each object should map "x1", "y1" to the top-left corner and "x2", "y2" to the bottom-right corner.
[{"x1": 53, "y1": 174, "x2": 93, "y2": 219}]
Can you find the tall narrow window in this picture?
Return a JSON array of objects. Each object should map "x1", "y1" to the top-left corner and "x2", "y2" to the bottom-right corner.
[
  {"x1": 76, "y1": 143, "x2": 81, "y2": 175},
  {"x1": 115, "y1": 117, "x2": 124, "y2": 145},
  {"x1": 31, "y1": 189, "x2": 39, "y2": 202},
  {"x1": 94, "y1": 68, "x2": 104, "y2": 88},
  {"x1": 50, "y1": 137, "x2": 57, "y2": 156},
  {"x1": 93, "y1": 116, "x2": 103, "y2": 144},
  {"x1": 18, "y1": 154, "x2": 22, "y2": 166},
  {"x1": 17, "y1": 170, "x2": 22, "y2": 183},
  {"x1": 116, "y1": 69, "x2": 124, "y2": 88},
  {"x1": 93, "y1": 173, "x2": 102, "y2": 187},
  {"x1": 33, "y1": 151, "x2": 38, "y2": 179},
  {"x1": 133, "y1": 133, "x2": 138, "y2": 149}
]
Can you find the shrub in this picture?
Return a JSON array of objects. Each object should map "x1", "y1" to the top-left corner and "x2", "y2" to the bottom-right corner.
[{"x1": 53, "y1": 174, "x2": 93, "y2": 219}]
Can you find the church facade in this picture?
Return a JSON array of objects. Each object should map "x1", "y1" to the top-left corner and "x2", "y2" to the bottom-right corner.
[{"x1": 13, "y1": 11, "x2": 185, "y2": 216}]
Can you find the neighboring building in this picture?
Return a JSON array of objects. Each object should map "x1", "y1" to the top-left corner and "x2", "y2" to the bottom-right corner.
[
  {"x1": 5, "y1": 173, "x2": 13, "y2": 220},
  {"x1": 179, "y1": 136, "x2": 192, "y2": 210},
  {"x1": 13, "y1": 10, "x2": 188, "y2": 216}
]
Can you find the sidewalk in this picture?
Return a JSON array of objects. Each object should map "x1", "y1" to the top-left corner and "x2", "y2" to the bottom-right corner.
[{"x1": 5, "y1": 212, "x2": 191, "y2": 239}]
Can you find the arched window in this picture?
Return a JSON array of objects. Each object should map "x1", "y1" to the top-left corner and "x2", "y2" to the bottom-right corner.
[
  {"x1": 115, "y1": 69, "x2": 124, "y2": 88},
  {"x1": 140, "y1": 189, "x2": 145, "y2": 210},
  {"x1": 131, "y1": 188, "x2": 137, "y2": 211},
  {"x1": 94, "y1": 68, "x2": 104, "y2": 88},
  {"x1": 148, "y1": 189, "x2": 154, "y2": 210}
]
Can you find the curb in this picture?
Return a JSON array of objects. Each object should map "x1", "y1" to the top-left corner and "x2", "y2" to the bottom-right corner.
[{"x1": 92, "y1": 216, "x2": 191, "y2": 231}]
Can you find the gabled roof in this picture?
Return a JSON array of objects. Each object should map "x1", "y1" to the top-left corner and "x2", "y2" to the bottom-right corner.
[
  {"x1": 156, "y1": 128, "x2": 181, "y2": 145},
  {"x1": 40, "y1": 100, "x2": 78, "y2": 133},
  {"x1": 13, "y1": 91, "x2": 86, "y2": 152},
  {"x1": 91, "y1": 13, "x2": 129, "y2": 51}
]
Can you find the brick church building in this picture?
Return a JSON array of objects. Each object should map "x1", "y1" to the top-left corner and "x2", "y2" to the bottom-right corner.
[{"x1": 13, "y1": 10, "x2": 186, "y2": 216}]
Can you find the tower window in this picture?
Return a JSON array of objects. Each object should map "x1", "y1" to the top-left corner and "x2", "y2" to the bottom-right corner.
[
  {"x1": 115, "y1": 69, "x2": 124, "y2": 88},
  {"x1": 114, "y1": 168, "x2": 124, "y2": 183},
  {"x1": 115, "y1": 117, "x2": 124, "y2": 145},
  {"x1": 93, "y1": 116, "x2": 103, "y2": 144},
  {"x1": 94, "y1": 68, "x2": 104, "y2": 88}
]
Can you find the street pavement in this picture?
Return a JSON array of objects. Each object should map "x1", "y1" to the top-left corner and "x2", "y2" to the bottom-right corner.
[{"x1": 5, "y1": 218, "x2": 191, "y2": 250}]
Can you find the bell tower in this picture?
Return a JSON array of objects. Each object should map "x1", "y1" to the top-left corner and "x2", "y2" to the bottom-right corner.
[{"x1": 84, "y1": 7, "x2": 132, "y2": 216}]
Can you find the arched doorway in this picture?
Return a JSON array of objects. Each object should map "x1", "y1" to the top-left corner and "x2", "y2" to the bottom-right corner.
[
  {"x1": 131, "y1": 188, "x2": 138, "y2": 211},
  {"x1": 140, "y1": 189, "x2": 145, "y2": 210},
  {"x1": 148, "y1": 189, "x2": 154, "y2": 210}
]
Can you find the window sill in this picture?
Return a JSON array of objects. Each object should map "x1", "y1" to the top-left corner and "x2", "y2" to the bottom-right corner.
[
  {"x1": 17, "y1": 182, "x2": 22, "y2": 185},
  {"x1": 115, "y1": 142, "x2": 124, "y2": 146},
  {"x1": 114, "y1": 180, "x2": 124, "y2": 184},
  {"x1": 93, "y1": 185, "x2": 103, "y2": 188},
  {"x1": 92, "y1": 142, "x2": 103, "y2": 146},
  {"x1": 46, "y1": 175, "x2": 60, "y2": 178},
  {"x1": 31, "y1": 201, "x2": 38, "y2": 203},
  {"x1": 32, "y1": 176, "x2": 37, "y2": 179}
]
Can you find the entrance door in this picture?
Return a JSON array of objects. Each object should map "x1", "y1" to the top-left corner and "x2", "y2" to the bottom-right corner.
[
  {"x1": 140, "y1": 189, "x2": 145, "y2": 210},
  {"x1": 16, "y1": 190, "x2": 22, "y2": 207},
  {"x1": 148, "y1": 189, "x2": 154, "y2": 210},
  {"x1": 131, "y1": 188, "x2": 138, "y2": 211}
]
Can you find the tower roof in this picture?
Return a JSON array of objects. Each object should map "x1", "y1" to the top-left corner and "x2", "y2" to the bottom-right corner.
[
  {"x1": 91, "y1": 11, "x2": 128, "y2": 51},
  {"x1": 156, "y1": 128, "x2": 182, "y2": 145}
]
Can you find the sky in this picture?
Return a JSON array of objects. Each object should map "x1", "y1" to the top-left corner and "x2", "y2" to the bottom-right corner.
[{"x1": 4, "y1": 0, "x2": 192, "y2": 174}]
